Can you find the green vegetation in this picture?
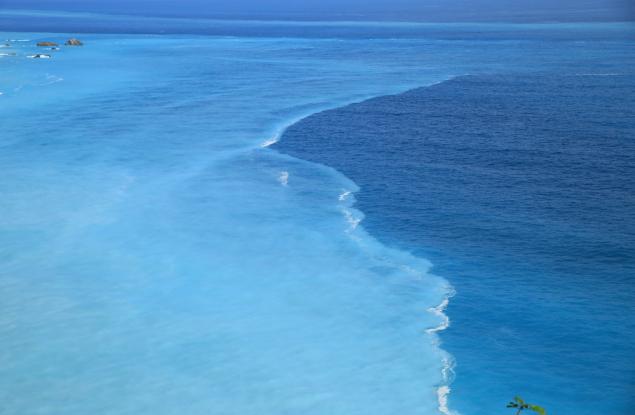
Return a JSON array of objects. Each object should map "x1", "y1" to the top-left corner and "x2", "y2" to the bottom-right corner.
[{"x1": 507, "y1": 396, "x2": 546, "y2": 415}]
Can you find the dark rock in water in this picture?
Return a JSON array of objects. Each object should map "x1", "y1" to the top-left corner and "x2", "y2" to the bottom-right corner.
[
  {"x1": 37, "y1": 41, "x2": 58, "y2": 47},
  {"x1": 65, "y1": 38, "x2": 83, "y2": 46},
  {"x1": 28, "y1": 54, "x2": 51, "y2": 59}
]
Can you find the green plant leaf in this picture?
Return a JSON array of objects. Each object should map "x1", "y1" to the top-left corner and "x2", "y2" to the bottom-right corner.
[
  {"x1": 514, "y1": 396, "x2": 526, "y2": 406},
  {"x1": 528, "y1": 404, "x2": 546, "y2": 415}
]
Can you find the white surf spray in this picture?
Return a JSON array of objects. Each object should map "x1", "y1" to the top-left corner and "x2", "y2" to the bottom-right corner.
[
  {"x1": 343, "y1": 209, "x2": 361, "y2": 232},
  {"x1": 261, "y1": 136, "x2": 279, "y2": 147},
  {"x1": 259, "y1": 113, "x2": 307, "y2": 148},
  {"x1": 427, "y1": 287, "x2": 457, "y2": 415},
  {"x1": 427, "y1": 296, "x2": 451, "y2": 335},
  {"x1": 438, "y1": 385, "x2": 454, "y2": 415},
  {"x1": 338, "y1": 190, "x2": 352, "y2": 201},
  {"x1": 278, "y1": 171, "x2": 289, "y2": 186}
]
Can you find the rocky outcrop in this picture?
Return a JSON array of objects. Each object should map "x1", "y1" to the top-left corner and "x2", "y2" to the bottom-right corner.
[
  {"x1": 65, "y1": 38, "x2": 83, "y2": 46},
  {"x1": 37, "y1": 41, "x2": 58, "y2": 47}
]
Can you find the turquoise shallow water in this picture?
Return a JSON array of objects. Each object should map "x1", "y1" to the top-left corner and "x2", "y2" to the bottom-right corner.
[{"x1": 1, "y1": 14, "x2": 634, "y2": 415}]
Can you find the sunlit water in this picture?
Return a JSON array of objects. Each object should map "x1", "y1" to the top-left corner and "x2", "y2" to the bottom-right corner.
[{"x1": 1, "y1": 12, "x2": 634, "y2": 415}]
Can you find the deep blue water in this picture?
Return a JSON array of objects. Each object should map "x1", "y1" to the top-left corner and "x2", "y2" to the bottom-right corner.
[
  {"x1": 1, "y1": 9, "x2": 634, "y2": 40},
  {"x1": 1, "y1": 10, "x2": 635, "y2": 415},
  {"x1": 2, "y1": 0, "x2": 633, "y2": 22},
  {"x1": 276, "y1": 74, "x2": 635, "y2": 414}
]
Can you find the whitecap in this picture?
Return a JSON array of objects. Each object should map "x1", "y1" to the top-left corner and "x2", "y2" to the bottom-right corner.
[
  {"x1": 425, "y1": 289, "x2": 457, "y2": 415},
  {"x1": 261, "y1": 136, "x2": 279, "y2": 147},
  {"x1": 342, "y1": 208, "x2": 361, "y2": 232},
  {"x1": 437, "y1": 385, "x2": 456, "y2": 415},
  {"x1": 427, "y1": 296, "x2": 451, "y2": 334},
  {"x1": 338, "y1": 190, "x2": 352, "y2": 201},
  {"x1": 278, "y1": 171, "x2": 289, "y2": 186}
]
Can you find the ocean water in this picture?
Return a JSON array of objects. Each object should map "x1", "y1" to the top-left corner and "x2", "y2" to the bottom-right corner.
[
  {"x1": 1, "y1": 11, "x2": 634, "y2": 415},
  {"x1": 277, "y1": 74, "x2": 635, "y2": 415}
]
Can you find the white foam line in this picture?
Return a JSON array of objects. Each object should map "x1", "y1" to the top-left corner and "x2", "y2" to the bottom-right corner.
[
  {"x1": 438, "y1": 353, "x2": 458, "y2": 415},
  {"x1": 437, "y1": 385, "x2": 454, "y2": 415},
  {"x1": 261, "y1": 136, "x2": 279, "y2": 147},
  {"x1": 338, "y1": 190, "x2": 352, "y2": 201},
  {"x1": 426, "y1": 287, "x2": 457, "y2": 415},
  {"x1": 259, "y1": 112, "x2": 311, "y2": 148},
  {"x1": 427, "y1": 296, "x2": 451, "y2": 334},
  {"x1": 441, "y1": 354, "x2": 455, "y2": 383}
]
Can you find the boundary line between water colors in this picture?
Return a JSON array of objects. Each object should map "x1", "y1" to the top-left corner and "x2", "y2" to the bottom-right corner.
[{"x1": 259, "y1": 76, "x2": 462, "y2": 415}]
